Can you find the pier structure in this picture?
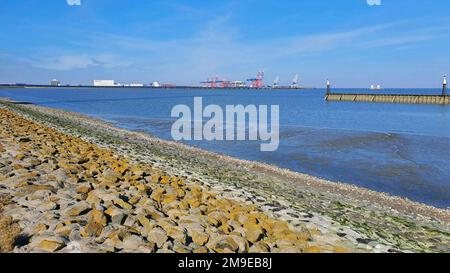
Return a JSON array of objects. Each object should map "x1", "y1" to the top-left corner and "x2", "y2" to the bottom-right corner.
[{"x1": 325, "y1": 76, "x2": 450, "y2": 105}]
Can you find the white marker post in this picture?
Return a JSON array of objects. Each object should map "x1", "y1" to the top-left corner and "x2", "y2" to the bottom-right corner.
[
  {"x1": 443, "y1": 75, "x2": 447, "y2": 96},
  {"x1": 326, "y1": 79, "x2": 331, "y2": 95}
]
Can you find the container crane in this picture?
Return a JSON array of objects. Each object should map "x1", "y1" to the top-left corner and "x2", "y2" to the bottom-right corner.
[
  {"x1": 273, "y1": 76, "x2": 279, "y2": 88},
  {"x1": 290, "y1": 74, "x2": 299, "y2": 88},
  {"x1": 246, "y1": 71, "x2": 264, "y2": 88}
]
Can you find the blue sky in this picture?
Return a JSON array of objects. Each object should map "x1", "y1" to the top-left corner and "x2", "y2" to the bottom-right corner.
[{"x1": 0, "y1": 0, "x2": 449, "y2": 87}]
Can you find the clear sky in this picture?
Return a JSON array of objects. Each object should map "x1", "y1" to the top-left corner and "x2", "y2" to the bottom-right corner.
[{"x1": 0, "y1": 0, "x2": 449, "y2": 87}]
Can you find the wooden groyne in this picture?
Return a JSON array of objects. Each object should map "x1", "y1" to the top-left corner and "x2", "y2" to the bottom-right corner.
[
  {"x1": 324, "y1": 76, "x2": 449, "y2": 105},
  {"x1": 325, "y1": 93, "x2": 450, "y2": 105}
]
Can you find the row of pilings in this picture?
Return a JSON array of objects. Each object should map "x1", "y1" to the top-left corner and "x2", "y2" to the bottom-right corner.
[{"x1": 325, "y1": 77, "x2": 448, "y2": 105}]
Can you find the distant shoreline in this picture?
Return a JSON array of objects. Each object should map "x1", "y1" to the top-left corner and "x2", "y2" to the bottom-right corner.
[
  {"x1": 0, "y1": 84, "x2": 443, "y2": 91},
  {"x1": 0, "y1": 84, "x2": 310, "y2": 90}
]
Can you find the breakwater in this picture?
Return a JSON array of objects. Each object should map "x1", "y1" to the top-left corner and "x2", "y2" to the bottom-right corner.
[
  {"x1": 325, "y1": 78, "x2": 449, "y2": 105},
  {"x1": 325, "y1": 93, "x2": 450, "y2": 105}
]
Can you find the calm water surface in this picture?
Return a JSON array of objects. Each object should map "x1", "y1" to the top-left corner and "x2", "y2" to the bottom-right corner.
[{"x1": 1, "y1": 87, "x2": 450, "y2": 208}]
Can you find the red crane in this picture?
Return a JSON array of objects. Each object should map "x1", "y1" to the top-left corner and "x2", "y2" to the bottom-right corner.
[
  {"x1": 201, "y1": 76, "x2": 232, "y2": 88},
  {"x1": 246, "y1": 71, "x2": 264, "y2": 88},
  {"x1": 200, "y1": 76, "x2": 219, "y2": 88}
]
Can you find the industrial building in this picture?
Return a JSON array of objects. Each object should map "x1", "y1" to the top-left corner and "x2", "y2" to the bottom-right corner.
[
  {"x1": 93, "y1": 80, "x2": 115, "y2": 87},
  {"x1": 50, "y1": 79, "x2": 60, "y2": 86}
]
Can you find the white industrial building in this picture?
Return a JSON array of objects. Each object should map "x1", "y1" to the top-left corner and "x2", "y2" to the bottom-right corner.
[
  {"x1": 50, "y1": 79, "x2": 61, "y2": 86},
  {"x1": 93, "y1": 80, "x2": 116, "y2": 87}
]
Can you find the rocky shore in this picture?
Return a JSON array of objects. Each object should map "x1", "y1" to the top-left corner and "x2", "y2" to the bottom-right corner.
[{"x1": 1, "y1": 99, "x2": 450, "y2": 253}]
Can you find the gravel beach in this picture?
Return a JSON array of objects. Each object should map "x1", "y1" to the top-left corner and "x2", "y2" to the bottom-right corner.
[{"x1": 1, "y1": 99, "x2": 450, "y2": 253}]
